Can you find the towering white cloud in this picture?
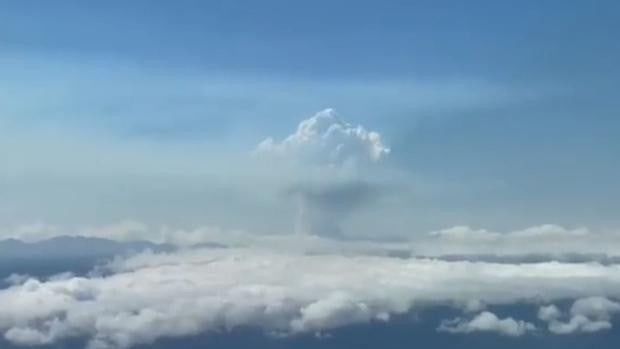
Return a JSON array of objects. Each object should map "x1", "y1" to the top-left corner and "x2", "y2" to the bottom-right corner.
[
  {"x1": 255, "y1": 109, "x2": 391, "y2": 237},
  {"x1": 256, "y1": 108, "x2": 390, "y2": 166}
]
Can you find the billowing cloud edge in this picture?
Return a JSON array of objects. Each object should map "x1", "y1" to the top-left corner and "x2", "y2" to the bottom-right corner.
[{"x1": 255, "y1": 108, "x2": 390, "y2": 166}]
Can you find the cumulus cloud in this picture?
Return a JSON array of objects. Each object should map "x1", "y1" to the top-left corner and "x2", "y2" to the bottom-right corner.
[
  {"x1": 256, "y1": 108, "x2": 390, "y2": 166},
  {"x1": 539, "y1": 297, "x2": 620, "y2": 334},
  {"x1": 290, "y1": 292, "x2": 378, "y2": 333},
  {"x1": 571, "y1": 297, "x2": 620, "y2": 320},
  {"x1": 255, "y1": 108, "x2": 391, "y2": 237},
  {"x1": 2, "y1": 247, "x2": 620, "y2": 348},
  {"x1": 548, "y1": 315, "x2": 612, "y2": 334},
  {"x1": 538, "y1": 304, "x2": 562, "y2": 322},
  {"x1": 438, "y1": 311, "x2": 536, "y2": 337},
  {"x1": 4, "y1": 326, "x2": 54, "y2": 346}
]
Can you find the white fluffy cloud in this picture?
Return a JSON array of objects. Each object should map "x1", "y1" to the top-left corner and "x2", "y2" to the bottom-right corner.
[
  {"x1": 571, "y1": 297, "x2": 620, "y2": 320},
  {"x1": 2, "y1": 247, "x2": 620, "y2": 348},
  {"x1": 256, "y1": 108, "x2": 390, "y2": 166},
  {"x1": 538, "y1": 304, "x2": 562, "y2": 322},
  {"x1": 548, "y1": 315, "x2": 612, "y2": 334},
  {"x1": 438, "y1": 311, "x2": 536, "y2": 337},
  {"x1": 539, "y1": 297, "x2": 620, "y2": 335}
]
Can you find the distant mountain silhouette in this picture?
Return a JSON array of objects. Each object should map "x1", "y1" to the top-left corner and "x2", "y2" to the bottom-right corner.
[
  {"x1": 0, "y1": 235, "x2": 172, "y2": 258},
  {"x1": 0, "y1": 236, "x2": 173, "y2": 282}
]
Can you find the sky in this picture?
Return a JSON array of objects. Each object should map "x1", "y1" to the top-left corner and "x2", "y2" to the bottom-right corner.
[
  {"x1": 1, "y1": 1, "x2": 620, "y2": 348},
  {"x1": 2, "y1": 0, "x2": 620, "y2": 235}
]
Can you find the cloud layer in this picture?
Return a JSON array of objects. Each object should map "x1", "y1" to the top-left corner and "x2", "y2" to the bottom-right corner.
[
  {"x1": 6, "y1": 222, "x2": 620, "y2": 261},
  {"x1": 414, "y1": 224, "x2": 620, "y2": 258},
  {"x1": 2, "y1": 246, "x2": 620, "y2": 348},
  {"x1": 262, "y1": 224, "x2": 620, "y2": 263}
]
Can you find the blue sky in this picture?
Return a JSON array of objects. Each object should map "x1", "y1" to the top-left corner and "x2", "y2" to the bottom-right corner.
[
  {"x1": 3, "y1": 2, "x2": 620, "y2": 348},
  {"x1": 1, "y1": 0, "x2": 619, "y2": 233}
]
